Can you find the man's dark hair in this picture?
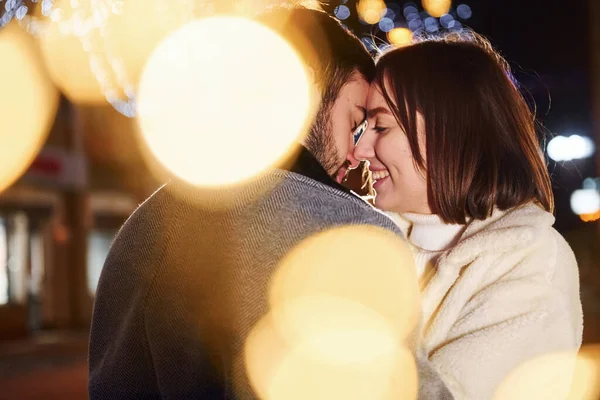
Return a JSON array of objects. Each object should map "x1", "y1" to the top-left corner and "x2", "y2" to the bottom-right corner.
[
  {"x1": 258, "y1": 6, "x2": 375, "y2": 173},
  {"x1": 258, "y1": 5, "x2": 375, "y2": 107}
]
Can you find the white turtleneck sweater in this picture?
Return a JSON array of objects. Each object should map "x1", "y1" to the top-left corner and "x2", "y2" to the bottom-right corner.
[
  {"x1": 397, "y1": 213, "x2": 466, "y2": 287},
  {"x1": 386, "y1": 205, "x2": 582, "y2": 400}
]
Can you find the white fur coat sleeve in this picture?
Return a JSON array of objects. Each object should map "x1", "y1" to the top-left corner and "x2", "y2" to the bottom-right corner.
[{"x1": 418, "y1": 207, "x2": 583, "y2": 399}]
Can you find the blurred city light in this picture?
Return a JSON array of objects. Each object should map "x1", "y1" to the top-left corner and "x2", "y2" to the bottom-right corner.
[
  {"x1": 408, "y1": 18, "x2": 423, "y2": 31},
  {"x1": 245, "y1": 225, "x2": 420, "y2": 399},
  {"x1": 457, "y1": 3, "x2": 472, "y2": 20},
  {"x1": 378, "y1": 17, "x2": 394, "y2": 32},
  {"x1": 403, "y1": 5, "x2": 419, "y2": 18},
  {"x1": 424, "y1": 16, "x2": 439, "y2": 32},
  {"x1": 547, "y1": 134, "x2": 596, "y2": 162},
  {"x1": 357, "y1": 0, "x2": 386, "y2": 25},
  {"x1": 580, "y1": 210, "x2": 600, "y2": 223},
  {"x1": 388, "y1": 27, "x2": 413, "y2": 47},
  {"x1": 0, "y1": 21, "x2": 59, "y2": 193},
  {"x1": 570, "y1": 189, "x2": 600, "y2": 216},
  {"x1": 439, "y1": 13, "x2": 454, "y2": 28},
  {"x1": 383, "y1": 7, "x2": 396, "y2": 20},
  {"x1": 422, "y1": 0, "x2": 452, "y2": 18},
  {"x1": 0, "y1": 0, "x2": 54, "y2": 27},
  {"x1": 334, "y1": 5, "x2": 351, "y2": 20},
  {"x1": 136, "y1": 17, "x2": 313, "y2": 187}
]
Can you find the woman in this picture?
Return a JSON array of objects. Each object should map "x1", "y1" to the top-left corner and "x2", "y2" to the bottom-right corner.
[{"x1": 354, "y1": 34, "x2": 583, "y2": 399}]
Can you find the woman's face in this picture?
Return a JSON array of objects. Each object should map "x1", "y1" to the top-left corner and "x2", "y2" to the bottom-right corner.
[{"x1": 354, "y1": 84, "x2": 432, "y2": 214}]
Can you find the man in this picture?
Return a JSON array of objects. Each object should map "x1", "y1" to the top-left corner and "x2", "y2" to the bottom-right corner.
[{"x1": 89, "y1": 6, "x2": 451, "y2": 399}]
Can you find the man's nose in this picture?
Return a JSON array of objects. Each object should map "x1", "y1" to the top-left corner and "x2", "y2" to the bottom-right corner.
[
  {"x1": 346, "y1": 152, "x2": 360, "y2": 169},
  {"x1": 353, "y1": 130, "x2": 376, "y2": 161}
]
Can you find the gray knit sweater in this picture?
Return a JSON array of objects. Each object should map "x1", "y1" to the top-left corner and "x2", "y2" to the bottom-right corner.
[{"x1": 88, "y1": 170, "x2": 452, "y2": 399}]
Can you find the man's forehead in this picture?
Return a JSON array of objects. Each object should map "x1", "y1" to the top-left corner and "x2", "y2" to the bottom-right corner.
[{"x1": 339, "y1": 78, "x2": 369, "y2": 107}]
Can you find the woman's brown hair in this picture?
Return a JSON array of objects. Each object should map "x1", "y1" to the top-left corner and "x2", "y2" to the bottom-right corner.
[{"x1": 375, "y1": 33, "x2": 554, "y2": 224}]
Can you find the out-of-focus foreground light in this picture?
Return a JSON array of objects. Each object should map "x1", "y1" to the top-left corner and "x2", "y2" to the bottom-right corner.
[
  {"x1": 38, "y1": 0, "x2": 105, "y2": 104},
  {"x1": 245, "y1": 225, "x2": 420, "y2": 399},
  {"x1": 570, "y1": 189, "x2": 600, "y2": 216},
  {"x1": 0, "y1": 22, "x2": 58, "y2": 193},
  {"x1": 38, "y1": 0, "x2": 192, "y2": 105},
  {"x1": 137, "y1": 17, "x2": 313, "y2": 187},
  {"x1": 422, "y1": 0, "x2": 452, "y2": 18},
  {"x1": 388, "y1": 27, "x2": 413, "y2": 47},
  {"x1": 357, "y1": 0, "x2": 386, "y2": 25},
  {"x1": 245, "y1": 313, "x2": 418, "y2": 399},
  {"x1": 269, "y1": 225, "x2": 419, "y2": 342},
  {"x1": 547, "y1": 134, "x2": 596, "y2": 162},
  {"x1": 494, "y1": 345, "x2": 600, "y2": 400}
]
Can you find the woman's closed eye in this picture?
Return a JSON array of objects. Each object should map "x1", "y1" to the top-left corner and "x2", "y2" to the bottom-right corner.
[{"x1": 373, "y1": 125, "x2": 389, "y2": 134}]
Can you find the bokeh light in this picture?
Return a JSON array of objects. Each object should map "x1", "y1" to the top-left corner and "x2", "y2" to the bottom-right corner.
[
  {"x1": 245, "y1": 312, "x2": 418, "y2": 400},
  {"x1": 422, "y1": 0, "x2": 452, "y2": 18},
  {"x1": 570, "y1": 189, "x2": 600, "y2": 216},
  {"x1": 457, "y1": 3, "x2": 472, "y2": 19},
  {"x1": 388, "y1": 27, "x2": 413, "y2": 47},
  {"x1": 357, "y1": 0, "x2": 386, "y2": 25},
  {"x1": 403, "y1": 5, "x2": 419, "y2": 18},
  {"x1": 38, "y1": 0, "x2": 106, "y2": 104},
  {"x1": 494, "y1": 345, "x2": 600, "y2": 400},
  {"x1": 424, "y1": 16, "x2": 440, "y2": 32},
  {"x1": 439, "y1": 13, "x2": 454, "y2": 28},
  {"x1": 547, "y1": 134, "x2": 596, "y2": 162},
  {"x1": 269, "y1": 225, "x2": 419, "y2": 344},
  {"x1": 378, "y1": 17, "x2": 395, "y2": 32},
  {"x1": 270, "y1": 295, "x2": 399, "y2": 364},
  {"x1": 38, "y1": 0, "x2": 193, "y2": 107},
  {"x1": 0, "y1": 22, "x2": 59, "y2": 193},
  {"x1": 408, "y1": 18, "x2": 423, "y2": 31},
  {"x1": 245, "y1": 224, "x2": 421, "y2": 399},
  {"x1": 136, "y1": 17, "x2": 314, "y2": 187},
  {"x1": 383, "y1": 7, "x2": 396, "y2": 20},
  {"x1": 580, "y1": 210, "x2": 600, "y2": 222},
  {"x1": 334, "y1": 5, "x2": 351, "y2": 20}
]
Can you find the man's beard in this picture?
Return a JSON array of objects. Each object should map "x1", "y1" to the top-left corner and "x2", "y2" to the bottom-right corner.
[{"x1": 305, "y1": 105, "x2": 342, "y2": 178}]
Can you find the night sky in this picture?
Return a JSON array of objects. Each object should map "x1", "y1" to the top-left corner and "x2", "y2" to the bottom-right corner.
[{"x1": 323, "y1": 0, "x2": 594, "y2": 232}]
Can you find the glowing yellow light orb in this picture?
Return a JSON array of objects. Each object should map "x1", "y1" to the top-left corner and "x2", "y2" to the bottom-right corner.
[
  {"x1": 0, "y1": 22, "x2": 59, "y2": 193},
  {"x1": 137, "y1": 17, "x2": 313, "y2": 187},
  {"x1": 38, "y1": 0, "x2": 105, "y2": 104},
  {"x1": 270, "y1": 295, "x2": 399, "y2": 364},
  {"x1": 244, "y1": 312, "x2": 418, "y2": 400},
  {"x1": 38, "y1": 0, "x2": 192, "y2": 104},
  {"x1": 422, "y1": 0, "x2": 452, "y2": 18},
  {"x1": 269, "y1": 225, "x2": 420, "y2": 343},
  {"x1": 388, "y1": 28, "x2": 413, "y2": 47},
  {"x1": 357, "y1": 0, "x2": 386, "y2": 25},
  {"x1": 102, "y1": 0, "x2": 194, "y2": 88},
  {"x1": 493, "y1": 347, "x2": 600, "y2": 400}
]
